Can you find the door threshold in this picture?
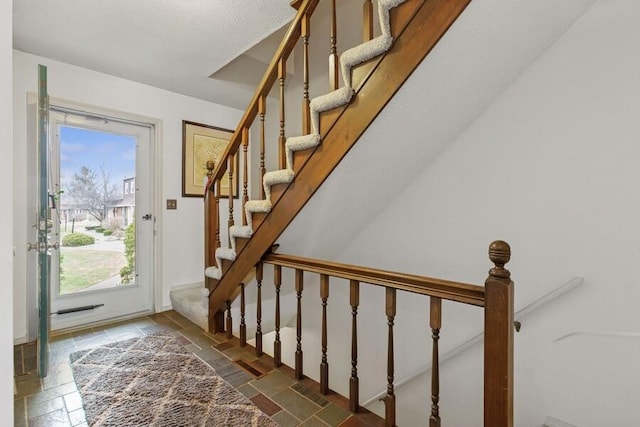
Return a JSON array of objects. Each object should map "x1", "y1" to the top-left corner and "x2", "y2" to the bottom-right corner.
[{"x1": 51, "y1": 309, "x2": 155, "y2": 336}]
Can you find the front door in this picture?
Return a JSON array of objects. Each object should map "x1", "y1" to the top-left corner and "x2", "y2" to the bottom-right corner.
[
  {"x1": 46, "y1": 107, "x2": 155, "y2": 330},
  {"x1": 34, "y1": 65, "x2": 52, "y2": 377}
]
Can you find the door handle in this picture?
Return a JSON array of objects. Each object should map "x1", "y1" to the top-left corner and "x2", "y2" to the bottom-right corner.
[
  {"x1": 142, "y1": 214, "x2": 152, "y2": 221},
  {"x1": 27, "y1": 241, "x2": 60, "y2": 252}
]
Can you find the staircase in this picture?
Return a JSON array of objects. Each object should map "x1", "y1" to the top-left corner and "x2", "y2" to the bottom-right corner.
[
  {"x1": 194, "y1": 0, "x2": 472, "y2": 332},
  {"x1": 169, "y1": 2, "x2": 520, "y2": 425}
]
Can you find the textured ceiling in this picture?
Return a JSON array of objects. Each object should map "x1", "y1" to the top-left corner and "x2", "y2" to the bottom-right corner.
[{"x1": 12, "y1": 0, "x2": 296, "y2": 109}]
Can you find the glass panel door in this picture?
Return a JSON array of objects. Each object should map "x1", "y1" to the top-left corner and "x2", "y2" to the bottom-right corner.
[
  {"x1": 36, "y1": 64, "x2": 52, "y2": 377},
  {"x1": 48, "y1": 108, "x2": 154, "y2": 331}
]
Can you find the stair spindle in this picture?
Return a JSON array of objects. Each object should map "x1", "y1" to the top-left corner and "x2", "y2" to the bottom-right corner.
[
  {"x1": 255, "y1": 262, "x2": 263, "y2": 356},
  {"x1": 242, "y1": 127, "x2": 249, "y2": 224},
  {"x1": 204, "y1": 161, "x2": 216, "y2": 280},
  {"x1": 227, "y1": 156, "x2": 234, "y2": 247},
  {"x1": 274, "y1": 265, "x2": 282, "y2": 367},
  {"x1": 259, "y1": 95, "x2": 266, "y2": 200},
  {"x1": 350, "y1": 280, "x2": 360, "y2": 413},
  {"x1": 295, "y1": 269, "x2": 304, "y2": 380},
  {"x1": 302, "y1": 13, "x2": 311, "y2": 134},
  {"x1": 430, "y1": 297, "x2": 442, "y2": 427},
  {"x1": 240, "y1": 283, "x2": 246, "y2": 347},
  {"x1": 278, "y1": 58, "x2": 286, "y2": 169},
  {"x1": 363, "y1": 0, "x2": 373, "y2": 42},
  {"x1": 225, "y1": 300, "x2": 233, "y2": 339},
  {"x1": 329, "y1": 0, "x2": 339, "y2": 90},
  {"x1": 215, "y1": 179, "x2": 221, "y2": 250},
  {"x1": 384, "y1": 287, "x2": 396, "y2": 427},
  {"x1": 320, "y1": 274, "x2": 330, "y2": 394}
]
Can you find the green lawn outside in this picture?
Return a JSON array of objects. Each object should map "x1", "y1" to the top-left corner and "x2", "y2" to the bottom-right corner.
[{"x1": 60, "y1": 250, "x2": 126, "y2": 294}]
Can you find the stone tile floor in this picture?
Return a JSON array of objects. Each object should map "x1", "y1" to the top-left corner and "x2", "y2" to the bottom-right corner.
[{"x1": 14, "y1": 311, "x2": 384, "y2": 426}]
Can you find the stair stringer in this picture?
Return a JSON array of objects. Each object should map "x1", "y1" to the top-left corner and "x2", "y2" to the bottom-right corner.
[{"x1": 208, "y1": 0, "x2": 472, "y2": 330}]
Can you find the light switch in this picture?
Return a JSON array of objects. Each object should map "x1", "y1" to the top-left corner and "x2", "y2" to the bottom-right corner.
[{"x1": 166, "y1": 199, "x2": 177, "y2": 210}]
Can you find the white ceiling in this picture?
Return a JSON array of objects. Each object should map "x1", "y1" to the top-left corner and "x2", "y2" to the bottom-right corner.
[{"x1": 12, "y1": 0, "x2": 296, "y2": 110}]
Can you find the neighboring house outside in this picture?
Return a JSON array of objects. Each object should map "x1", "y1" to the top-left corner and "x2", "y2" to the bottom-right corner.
[
  {"x1": 59, "y1": 177, "x2": 135, "y2": 228},
  {"x1": 105, "y1": 177, "x2": 135, "y2": 228}
]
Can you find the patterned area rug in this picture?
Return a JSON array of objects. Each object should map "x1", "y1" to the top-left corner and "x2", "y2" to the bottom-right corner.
[{"x1": 70, "y1": 332, "x2": 277, "y2": 427}]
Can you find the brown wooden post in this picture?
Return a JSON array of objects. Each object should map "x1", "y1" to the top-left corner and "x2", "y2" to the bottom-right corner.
[
  {"x1": 329, "y1": 0, "x2": 339, "y2": 90},
  {"x1": 301, "y1": 13, "x2": 311, "y2": 135},
  {"x1": 210, "y1": 309, "x2": 225, "y2": 335},
  {"x1": 363, "y1": 0, "x2": 373, "y2": 42},
  {"x1": 242, "y1": 127, "x2": 249, "y2": 225},
  {"x1": 225, "y1": 300, "x2": 233, "y2": 339},
  {"x1": 227, "y1": 157, "x2": 234, "y2": 247},
  {"x1": 259, "y1": 95, "x2": 266, "y2": 200},
  {"x1": 215, "y1": 179, "x2": 221, "y2": 250},
  {"x1": 204, "y1": 160, "x2": 216, "y2": 289},
  {"x1": 240, "y1": 283, "x2": 247, "y2": 347},
  {"x1": 484, "y1": 240, "x2": 514, "y2": 427},
  {"x1": 430, "y1": 297, "x2": 442, "y2": 427},
  {"x1": 278, "y1": 58, "x2": 287, "y2": 169},
  {"x1": 274, "y1": 265, "x2": 282, "y2": 367},
  {"x1": 320, "y1": 274, "x2": 330, "y2": 394},
  {"x1": 255, "y1": 262, "x2": 264, "y2": 356},
  {"x1": 295, "y1": 269, "x2": 304, "y2": 380},
  {"x1": 350, "y1": 280, "x2": 360, "y2": 413},
  {"x1": 384, "y1": 287, "x2": 396, "y2": 427}
]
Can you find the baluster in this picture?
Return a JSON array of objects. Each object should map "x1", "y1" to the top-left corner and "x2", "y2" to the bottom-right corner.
[
  {"x1": 242, "y1": 128, "x2": 249, "y2": 224},
  {"x1": 320, "y1": 274, "x2": 330, "y2": 394},
  {"x1": 215, "y1": 179, "x2": 221, "y2": 250},
  {"x1": 240, "y1": 283, "x2": 247, "y2": 347},
  {"x1": 259, "y1": 95, "x2": 266, "y2": 200},
  {"x1": 350, "y1": 280, "x2": 360, "y2": 413},
  {"x1": 363, "y1": 0, "x2": 373, "y2": 42},
  {"x1": 484, "y1": 241, "x2": 514, "y2": 427},
  {"x1": 274, "y1": 265, "x2": 282, "y2": 367},
  {"x1": 430, "y1": 297, "x2": 442, "y2": 427},
  {"x1": 227, "y1": 156, "x2": 234, "y2": 247},
  {"x1": 255, "y1": 262, "x2": 263, "y2": 356},
  {"x1": 278, "y1": 58, "x2": 286, "y2": 169},
  {"x1": 301, "y1": 13, "x2": 311, "y2": 134},
  {"x1": 225, "y1": 300, "x2": 233, "y2": 339},
  {"x1": 329, "y1": 0, "x2": 339, "y2": 90},
  {"x1": 295, "y1": 269, "x2": 304, "y2": 380},
  {"x1": 204, "y1": 161, "x2": 216, "y2": 273},
  {"x1": 384, "y1": 288, "x2": 396, "y2": 427}
]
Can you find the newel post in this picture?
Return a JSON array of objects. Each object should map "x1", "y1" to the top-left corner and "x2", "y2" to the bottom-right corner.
[{"x1": 484, "y1": 240, "x2": 514, "y2": 427}]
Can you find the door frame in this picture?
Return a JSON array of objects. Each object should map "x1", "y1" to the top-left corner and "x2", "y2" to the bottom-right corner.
[{"x1": 25, "y1": 95, "x2": 164, "y2": 337}]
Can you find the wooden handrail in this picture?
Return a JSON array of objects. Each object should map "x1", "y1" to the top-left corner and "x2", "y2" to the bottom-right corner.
[
  {"x1": 262, "y1": 252, "x2": 485, "y2": 306},
  {"x1": 209, "y1": 0, "x2": 320, "y2": 184}
]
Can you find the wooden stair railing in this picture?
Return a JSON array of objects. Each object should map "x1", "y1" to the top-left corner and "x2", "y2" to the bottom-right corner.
[
  {"x1": 220, "y1": 240, "x2": 514, "y2": 426},
  {"x1": 204, "y1": 0, "x2": 472, "y2": 332}
]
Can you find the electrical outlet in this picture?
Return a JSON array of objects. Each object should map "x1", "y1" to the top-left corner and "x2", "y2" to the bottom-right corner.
[{"x1": 166, "y1": 199, "x2": 177, "y2": 210}]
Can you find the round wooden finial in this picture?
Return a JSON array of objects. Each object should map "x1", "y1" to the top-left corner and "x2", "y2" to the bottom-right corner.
[
  {"x1": 205, "y1": 160, "x2": 215, "y2": 178},
  {"x1": 489, "y1": 240, "x2": 511, "y2": 278}
]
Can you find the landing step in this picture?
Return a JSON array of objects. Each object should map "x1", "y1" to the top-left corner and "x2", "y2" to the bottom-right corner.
[{"x1": 169, "y1": 286, "x2": 207, "y2": 331}]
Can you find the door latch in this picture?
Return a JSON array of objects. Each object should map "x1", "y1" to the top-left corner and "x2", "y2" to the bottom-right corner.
[
  {"x1": 142, "y1": 214, "x2": 152, "y2": 220},
  {"x1": 27, "y1": 241, "x2": 60, "y2": 253}
]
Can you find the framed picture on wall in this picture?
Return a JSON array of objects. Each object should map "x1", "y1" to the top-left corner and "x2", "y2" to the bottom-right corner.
[{"x1": 181, "y1": 120, "x2": 238, "y2": 198}]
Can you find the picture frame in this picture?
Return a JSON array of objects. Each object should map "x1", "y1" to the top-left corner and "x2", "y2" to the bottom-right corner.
[{"x1": 182, "y1": 120, "x2": 238, "y2": 198}]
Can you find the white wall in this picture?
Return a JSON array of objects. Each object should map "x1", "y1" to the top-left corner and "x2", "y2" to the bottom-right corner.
[
  {"x1": 12, "y1": 51, "x2": 243, "y2": 341},
  {"x1": 1, "y1": 0, "x2": 14, "y2": 423},
  {"x1": 332, "y1": 0, "x2": 640, "y2": 425}
]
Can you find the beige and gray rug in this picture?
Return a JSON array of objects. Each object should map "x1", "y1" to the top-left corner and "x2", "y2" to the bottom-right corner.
[{"x1": 70, "y1": 332, "x2": 277, "y2": 427}]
